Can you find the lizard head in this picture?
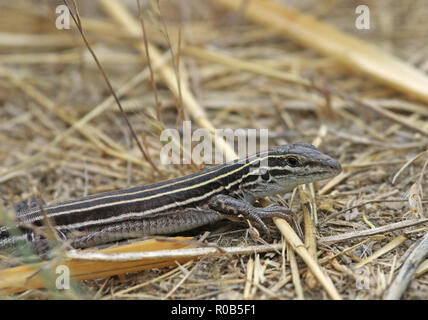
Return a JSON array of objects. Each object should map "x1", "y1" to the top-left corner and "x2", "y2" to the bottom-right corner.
[
  {"x1": 266, "y1": 142, "x2": 342, "y2": 190},
  {"x1": 242, "y1": 142, "x2": 341, "y2": 200}
]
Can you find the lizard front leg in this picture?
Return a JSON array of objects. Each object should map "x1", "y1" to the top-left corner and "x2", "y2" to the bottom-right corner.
[{"x1": 208, "y1": 194, "x2": 294, "y2": 236}]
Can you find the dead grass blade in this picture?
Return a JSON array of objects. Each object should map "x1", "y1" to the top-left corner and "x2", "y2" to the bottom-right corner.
[
  {"x1": 355, "y1": 235, "x2": 407, "y2": 269},
  {"x1": 383, "y1": 232, "x2": 428, "y2": 299},
  {"x1": 182, "y1": 46, "x2": 310, "y2": 87},
  {"x1": 97, "y1": 0, "x2": 237, "y2": 161},
  {"x1": 319, "y1": 218, "x2": 428, "y2": 244},
  {"x1": 63, "y1": 0, "x2": 161, "y2": 175},
  {"x1": 273, "y1": 217, "x2": 342, "y2": 300},
  {"x1": 337, "y1": 94, "x2": 428, "y2": 137},
  {"x1": 415, "y1": 259, "x2": 428, "y2": 278},
  {"x1": 299, "y1": 185, "x2": 318, "y2": 289},
  {"x1": 136, "y1": 0, "x2": 162, "y2": 121},
  {"x1": 0, "y1": 237, "x2": 194, "y2": 295},
  {"x1": 287, "y1": 243, "x2": 304, "y2": 299}
]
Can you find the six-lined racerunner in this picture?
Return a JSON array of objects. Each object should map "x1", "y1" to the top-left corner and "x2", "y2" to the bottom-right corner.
[{"x1": 0, "y1": 142, "x2": 341, "y2": 256}]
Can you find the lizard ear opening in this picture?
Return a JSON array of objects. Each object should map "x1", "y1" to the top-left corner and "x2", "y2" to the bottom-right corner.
[{"x1": 261, "y1": 171, "x2": 270, "y2": 181}]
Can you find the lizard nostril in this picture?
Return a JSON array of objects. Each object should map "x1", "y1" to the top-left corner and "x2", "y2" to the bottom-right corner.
[{"x1": 329, "y1": 160, "x2": 342, "y2": 172}]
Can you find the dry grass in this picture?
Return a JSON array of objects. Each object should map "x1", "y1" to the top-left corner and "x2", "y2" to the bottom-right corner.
[{"x1": 0, "y1": 0, "x2": 427, "y2": 299}]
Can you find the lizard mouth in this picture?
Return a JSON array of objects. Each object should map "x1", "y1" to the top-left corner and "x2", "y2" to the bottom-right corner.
[{"x1": 298, "y1": 168, "x2": 341, "y2": 180}]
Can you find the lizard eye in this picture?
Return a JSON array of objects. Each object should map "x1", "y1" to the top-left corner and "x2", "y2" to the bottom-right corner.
[{"x1": 286, "y1": 156, "x2": 299, "y2": 167}]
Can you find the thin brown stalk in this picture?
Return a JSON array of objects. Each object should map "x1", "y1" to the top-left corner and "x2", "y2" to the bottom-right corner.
[
  {"x1": 64, "y1": 0, "x2": 161, "y2": 175},
  {"x1": 136, "y1": 0, "x2": 162, "y2": 121},
  {"x1": 155, "y1": 0, "x2": 184, "y2": 121},
  {"x1": 318, "y1": 218, "x2": 428, "y2": 244}
]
